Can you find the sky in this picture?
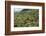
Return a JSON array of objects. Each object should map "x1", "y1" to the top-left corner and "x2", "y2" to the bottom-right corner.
[{"x1": 14, "y1": 8, "x2": 23, "y2": 12}]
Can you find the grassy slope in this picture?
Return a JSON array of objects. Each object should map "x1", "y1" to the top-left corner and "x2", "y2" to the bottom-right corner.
[{"x1": 14, "y1": 9, "x2": 39, "y2": 27}]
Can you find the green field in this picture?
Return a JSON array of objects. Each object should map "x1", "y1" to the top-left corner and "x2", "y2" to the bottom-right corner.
[{"x1": 14, "y1": 9, "x2": 39, "y2": 27}]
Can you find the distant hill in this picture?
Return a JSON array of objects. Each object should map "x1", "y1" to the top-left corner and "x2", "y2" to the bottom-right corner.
[{"x1": 21, "y1": 9, "x2": 32, "y2": 12}]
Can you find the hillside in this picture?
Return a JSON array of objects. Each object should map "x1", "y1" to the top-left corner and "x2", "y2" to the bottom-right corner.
[{"x1": 14, "y1": 9, "x2": 39, "y2": 27}]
